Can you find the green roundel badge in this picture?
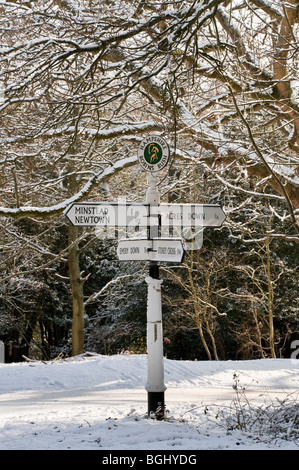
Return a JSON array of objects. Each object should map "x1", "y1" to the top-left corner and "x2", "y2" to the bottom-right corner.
[{"x1": 137, "y1": 136, "x2": 169, "y2": 172}]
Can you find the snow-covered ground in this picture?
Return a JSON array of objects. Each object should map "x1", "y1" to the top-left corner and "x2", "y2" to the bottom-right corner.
[{"x1": 0, "y1": 353, "x2": 298, "y2": 451}]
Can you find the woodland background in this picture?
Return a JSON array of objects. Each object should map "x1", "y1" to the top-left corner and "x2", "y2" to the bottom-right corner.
[{"x1": 0, "y1": 0, "x2": 298, "y2": 362}]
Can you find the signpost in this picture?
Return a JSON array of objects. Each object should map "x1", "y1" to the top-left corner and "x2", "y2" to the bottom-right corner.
[
  {"x1": 64, "y1": 135, "x2": 226, "y2": 420},
  {"x1": 64, "y1": 202, "x2": 149, "y2": 228},
  {"x1": 137, "y1": 136, "x2": 169, "y2": 172},
  {"x1": 160, "y1": 203, "x2": 226, "y2": 227},
  {"x1": 117, "y1": 238, "x2": 185, "y2": 263},
  {"x1": 64, "y1": 201, "x2": 225, "y2": 229}
]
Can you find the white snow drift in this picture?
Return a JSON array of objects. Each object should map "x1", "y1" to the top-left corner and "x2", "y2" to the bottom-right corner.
[{"x1": 0, "y1": 353, "x2": 298, "y2": 450}]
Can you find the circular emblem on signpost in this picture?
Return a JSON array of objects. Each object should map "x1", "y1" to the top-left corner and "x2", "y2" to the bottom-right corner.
[{"x1": 137, "y1": 136, "x2": 169, "y2": 172}]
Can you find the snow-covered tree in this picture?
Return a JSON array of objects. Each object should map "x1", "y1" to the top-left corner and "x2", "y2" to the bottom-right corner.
[{"x1": 0, "y1": 0, "x2": 298, "y2": 358}]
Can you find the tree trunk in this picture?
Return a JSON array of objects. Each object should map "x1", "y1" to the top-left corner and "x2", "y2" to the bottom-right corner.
[
  {"x1": 67, "y1": 169, "x2": 85, "y2": 357},
  {"x1": 68, "y1": 222, "x2": 84, "y2": 356},
  {"x1": 265, "y1": 237, "x2": 276, "y2": 358}
]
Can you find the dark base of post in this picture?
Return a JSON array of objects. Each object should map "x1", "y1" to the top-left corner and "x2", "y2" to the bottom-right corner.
[{"x1": 148, "y1": 391, "x2": 165, "y2": 420}]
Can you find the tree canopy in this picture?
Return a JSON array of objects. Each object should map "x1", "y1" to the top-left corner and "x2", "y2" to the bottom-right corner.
[{"x1": 0, "y1": 0, "x2": 298, "y2": 361}]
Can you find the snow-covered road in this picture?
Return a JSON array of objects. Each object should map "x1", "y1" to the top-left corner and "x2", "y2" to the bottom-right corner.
[{"x1": 0, "y1": 354, "x2": 298, "y2": 450}]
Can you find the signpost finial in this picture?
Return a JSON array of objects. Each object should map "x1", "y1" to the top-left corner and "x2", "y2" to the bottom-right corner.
[{"x1": 137, "y1": 136, "x2": 169, "y2": 173}]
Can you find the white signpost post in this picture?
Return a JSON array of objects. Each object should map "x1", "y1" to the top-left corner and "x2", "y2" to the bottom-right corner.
[{"x1": 64, "y1": 136, "x2": 226, "y2": 419}]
